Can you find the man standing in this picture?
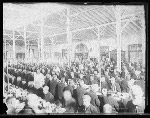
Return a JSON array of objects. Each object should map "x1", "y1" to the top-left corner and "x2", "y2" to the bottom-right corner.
[
  {"x1": 48, "y1": 74, "x2": 58, "y2": 101},
  {"x1": 56, "y1": 77, "x2": 66, "y2": 105},
  {"x1": 70, "y1": 72, "x2": 77, "y2": 83},
  {"x1": 86, "y1": 84, "x2": 100, "y2": 112},
  {"x1": 34, "y1": 69, "x2": 45, "y2": 98},
  {"x1": 64, "y1": 80, "x2": 74, "y2": 95},
  {"x1": 89, "y1": 75, "x2": 98, "y2": 85},
  {"x1": 34, "y1": 69, "x2": 45, "y2": 89},
  {"x1": 109, "y1": 77, "x2": 121, "y2": 93},
  {"x1": 75, "y1": 79, "x2": 87, "y2": 112}
]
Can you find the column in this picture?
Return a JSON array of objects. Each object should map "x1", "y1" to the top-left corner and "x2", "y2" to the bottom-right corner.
[
  {"x1": 29, "y1": 47, "x2": 31, "y2": 59},
  {"x1": 116, "y1": 6, "x2": 122, "y2": 71},
  {"x1": 38, "y1": 37, "x2": 40, "y2": 60},
  {"x1": 97, "y1": 27, "x2": 102, "y2": 91},
  {"x1": 27, "y1": 41, "x2": 29, "y2": 59},
  {"x1": 141, "y1": 7, "x2": 145, "y2": 67},
  {"x1": 5, "y1": 39, "x2": 7, "y2": 61},
  {"x1": 51, "y1": 40, "x2": 54, "y2": 59},
  {"x1": 41, "y1": 19, "x2": 44, "y2": 61},
  {"x1": 12, "y1": 30, "x2": 16, "y2": 60},
  {"x1": 24, "y1": 25, "x2": 27, "y2": 60},
  {"x1": 67, "y1": 7, "x2": 72, "y2": 66}
]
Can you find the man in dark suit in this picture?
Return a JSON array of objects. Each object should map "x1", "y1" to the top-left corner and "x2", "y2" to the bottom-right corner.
[
  {"x1": 74, "y1": 79, "x2": 86, "y2": 112},
  {"x1": 64, "y1": 80, "x2": 74, "y2": 95},
  {"x1": 120, "y1": 74, "x2": 130, "y2": 93},
  {"x1": 17, "y1": 69, "x2": 22, "y2": 79},
  {"x1": 43, "y1": 86, "x2": 54, "y2": 103},
  {"x1": 48, "y1": 74, "x2": 58, "y2": 101},
  {"x1": 101, "y1": 88, "x2": 119, "y2": 113},
  {"x1": 70, "y1": 72, "x2": 77, "y2": 83},
  {"x1": 109, "y1": 77, "x2": 121, "y2": 93},
  {"x1": 22, "y1": 78, "x2": 28, "y2": 90},
  {"x1": 115, "y1": 75, "x2": 122, "y2": 87},
  {"x1": 86, "y1": 84, "x2": 100, "y2": 112},
  {"x1": 64, "y1": 72, "x2": 70, "y2": 82},
  {"x1": 21, "y1": 70, "x2": 26, "y2": 81},
  {"x1": 82, "y1": 95, "x2": 99, "y2": 113},
  {"x1": 44, "y1": 74, "x2": 51, "y2": 86},
  {"x1": 14, "y1": 77, "x2": 22, "y2": 88},
  {"x1": 84, "y1": 71, "x2": 91, "y2": 85},
  {"x1": 63, "y1": 90, "x2": 77, "y2": 113},
  {"x1": 94, "y1": 70, "x2": 100, "y2": 84},
  {"x1": 27, "y1": 72, "x2": 34, "y2": 82},
  {"x1": 89, "y1": 75, "x2": 98, "y2": 85},
  {"x1": 104, "y1": 71, "x2": 111, "y2": 90},
  {"x1": 24, "y1": 70, "x2": 30, "y2": 83},
  {"x1": 101, "y1": 77, "x2": 109, "y2": 90},
  {"x1": 56, "y1": 77, "x2": 66, "y2": 105},
  {"x1": 41, "y1": 68, "x2": 47, "y2": 76},
  {"x1": 73, "y1": 68, "x2": 79, "y2": 78}
]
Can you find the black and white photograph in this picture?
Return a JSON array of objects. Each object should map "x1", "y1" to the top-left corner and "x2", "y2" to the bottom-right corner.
[{"x1": 3, "y1": 2, "x2": 146, "y2": 115}]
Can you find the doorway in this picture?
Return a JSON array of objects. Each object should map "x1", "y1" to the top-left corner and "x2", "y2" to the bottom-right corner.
[{"x1": 75, "y1": 43, "x2": 89, "y2": 60}]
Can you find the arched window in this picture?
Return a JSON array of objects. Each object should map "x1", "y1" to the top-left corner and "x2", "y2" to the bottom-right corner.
[{"x1": 75, "y1": 43, "x2": 89, "y2": 59}]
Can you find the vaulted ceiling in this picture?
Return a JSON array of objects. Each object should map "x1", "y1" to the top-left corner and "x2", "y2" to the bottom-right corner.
[{"x1": 3, "y1": 3, "x2": 144, "y2": 47}]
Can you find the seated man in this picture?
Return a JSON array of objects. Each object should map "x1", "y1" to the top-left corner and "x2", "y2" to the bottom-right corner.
[
  {"x1": 103, "y1": 104, "x2": 113, "y2": 114},
  {"x1": 14, "y1": 77, "x2": 22, "y2": 88},
  {"x1": 89, "y1": 75, "x2": 98, "y2": 85},
  {"x1": 63, "y1": 90, "x2": 77, "y2": 113},
  {"x1": 82, "y1": 95, "x2": 99, "y2": 113},
  {"x1": 101, "y1": 77, "x2": 109, "y2": 90},
  {"x1": 22, "y1": 79, "x2": 28, "y2": 90},
  {"x1": 101, "y1": 88, "x2": 119, "y2": 113},
  {"x1": 44, "y1": 74, "x2": 52, "y2": 86},
  {"x1": 20, "y1": 93, "x2": 46, "y2": 114},
  {"x1": 109, "y1": 77, "x2": 121, "y2": 93},
  {"x1": 86, "y1": 84, "x2": 100, "y2": 112},
  {"x1": 5, "y1": 96, "x2": 18, "y2": 114},
  {"x1": 64, "y1": 80, "x2": 74, "y2": 95},
  {"x1": 126, "y1": 85, "x2": 145, "y2": 113},
  {"x1": 43, "y1": 86, "x2": 54, "y2": 103}
]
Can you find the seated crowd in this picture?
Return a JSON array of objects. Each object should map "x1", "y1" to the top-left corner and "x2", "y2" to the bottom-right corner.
[{"x1": 3, "y1": 57, "x2": 145, "y2": 114}]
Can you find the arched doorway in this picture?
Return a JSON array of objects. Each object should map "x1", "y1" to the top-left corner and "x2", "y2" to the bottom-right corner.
[{"x1": 75, "y1": 43, "x2": 89, "y2": 60}]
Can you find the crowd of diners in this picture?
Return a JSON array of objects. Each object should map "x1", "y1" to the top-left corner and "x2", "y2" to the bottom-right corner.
[{"x1": 3, "y1": 56, "x2": 145, "y2": 114}]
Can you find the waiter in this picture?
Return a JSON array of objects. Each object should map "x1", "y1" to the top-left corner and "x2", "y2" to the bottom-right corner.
[
  {"x1": 33, "y1": 69, "x2": 45, "y2": 98},
  {"x1": 34, "y1": 69, "x2": 45, "y2": 88}
]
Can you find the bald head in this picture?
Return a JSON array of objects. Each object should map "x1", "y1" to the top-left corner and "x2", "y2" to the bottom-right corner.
[
  {"x1": 27, "y1": 93, "x2": 39, "y2": 108},
  {"x1": 91, "y1": 84, "x2": 99, "y2": 93},
  {"x1": 131, "y1": 85, "x2": 143, "y2": 97},
  {"x1": 103, "y1": 104, "x2": 112, "y2": 113},
  {"x1": 82, "y1": 95, "x2": 91, "y2": 108},
  {"x1": 63, "y1": 90, "x2": 72, "y2": 101},
  {"x1": 43, "y1": 86, "x2": 49, "y2": 94},
  {"x1": 110, "y1": 77, "x2": 115, "y2": 84}
]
